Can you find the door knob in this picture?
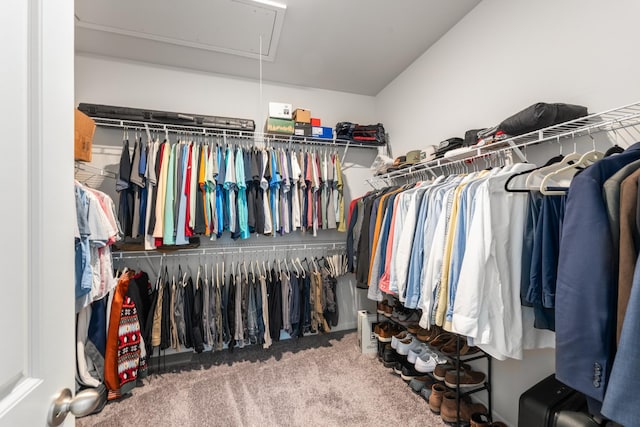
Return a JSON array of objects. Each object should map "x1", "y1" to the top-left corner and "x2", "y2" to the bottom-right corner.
[{"x1": 47, "y1": 388, "x2": 101, "y2": 426}]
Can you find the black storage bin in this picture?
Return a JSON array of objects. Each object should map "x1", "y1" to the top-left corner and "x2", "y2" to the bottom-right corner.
[{"x1": 518, "y1": 374, "x2": 588, "y2": 427}]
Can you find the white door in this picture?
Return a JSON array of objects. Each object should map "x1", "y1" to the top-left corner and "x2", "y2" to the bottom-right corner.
[{"x1": 0, "y1": 0, "x2": 76, "y2": 426}]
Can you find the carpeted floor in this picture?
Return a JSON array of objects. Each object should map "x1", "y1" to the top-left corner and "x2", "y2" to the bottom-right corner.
[{"x1": 77, "y1": 331, "x2": 447, "y2": 427}]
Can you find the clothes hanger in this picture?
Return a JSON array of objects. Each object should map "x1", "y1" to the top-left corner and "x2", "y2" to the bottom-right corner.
[
  {"x1": 504, "y1": 154, "x2": 564, "y2": 192},
  {"x1": 295, "y1": 257, "x2": 305, "y2": 278},
  {"x1": 526, "y1": 138, "x2": 582, "y2": 190},
  {"x1": 291, "y1": 257, "x2": 299, "y2": 276},
  {"x1": 539, "y1": 136, "x2": 604, "y2": 195}
]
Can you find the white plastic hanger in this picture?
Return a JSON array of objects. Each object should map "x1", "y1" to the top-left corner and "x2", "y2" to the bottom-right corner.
[
  {"x1": 540, "y1": 135, "x2": 604, "y2": 195},
  {"x1": 291, "y1": 257, "x2": 300, "y2": 276},
  {"x1": 526, "y1": 139, "x2": 582, "y2": 190}
]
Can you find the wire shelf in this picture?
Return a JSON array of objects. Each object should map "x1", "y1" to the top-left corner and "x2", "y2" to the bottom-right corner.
[
  {"x1": 91, "y1": 116, "x2": 380, "y2": 149},
  {"x1": 367, "y1": 101, "x2": 640, "y2": 188}
]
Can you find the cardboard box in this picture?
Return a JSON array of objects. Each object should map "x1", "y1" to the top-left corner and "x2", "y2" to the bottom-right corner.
[
  {"x1": 312, "y1": 126, "x2": 333, "y2": 139},
  {"x1": 74, "y1": 109, "x2": 95, "y2": 162},
  {"x1": 357, "y1": 310, "x2": 378, "y2": 354},
  {"x1": 294, "y1": 122, "x2": 312, "y2": 137},
  {"x1": 310, "y1": 117, "x2": 321, "y2": 127},
  {"x1": 265, "y1": 117, "x2": 294, "y2": 135},
  {"x1": 293, "y1": 108, "x2": 311, "y2": 123},
  {"x1": 269, "y1": 102, "x2": 292, "y2": 120}
]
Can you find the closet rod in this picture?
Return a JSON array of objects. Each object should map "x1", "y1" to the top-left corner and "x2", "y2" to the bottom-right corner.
[
  {"x1": 91, "y1": 116, "x2": 368, "y2": 150},
  {"x1": 368, "y1": 100, "x2": 640, "y2": 187},
  {"x1": 74, "y1": 161, "x2": 117, "y2": 179},
  {"x1": 114, "y1": 241, "x2": 346, "y2": 260}
]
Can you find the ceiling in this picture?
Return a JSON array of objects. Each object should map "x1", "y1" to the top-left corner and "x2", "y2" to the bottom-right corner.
[{"x1": 75, "y1": 0, "x2": 481, "y2": 96}]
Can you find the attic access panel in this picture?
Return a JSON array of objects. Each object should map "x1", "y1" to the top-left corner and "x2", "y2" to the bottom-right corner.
[{"x1": 75, "y1": 0, "x2": 286, "y2": 61}]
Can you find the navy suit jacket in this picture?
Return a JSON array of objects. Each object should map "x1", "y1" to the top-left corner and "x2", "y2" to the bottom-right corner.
[{"x1": 556, "y1": 142, "x2": 640, "y2": 402}]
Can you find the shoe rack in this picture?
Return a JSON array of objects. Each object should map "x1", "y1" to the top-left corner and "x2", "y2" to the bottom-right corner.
[
  {"x1": 451, "y1": 334, "x2": 492, "y2": 427},
  {"x1": 375, "y1": 296, "x2": 493, "y2": 426}
]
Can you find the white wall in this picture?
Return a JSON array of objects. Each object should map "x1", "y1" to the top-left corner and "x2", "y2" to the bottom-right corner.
[
  {"x1": 375, "y1": 0, "x2": 640, "y2": 425},
  {"x1": 75, "y1": 54, "x2": 379, "y2": 332}
]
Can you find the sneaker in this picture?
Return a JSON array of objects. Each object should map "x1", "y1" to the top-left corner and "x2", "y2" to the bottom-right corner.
[
  {"x1": 415, "y1": 352, "x2": 447, "y2": 373},
  {"x1": 400, "y1": 362, "x2": 422, "y2": 382},
  {"x1": 392, "y1": 361, "x2": 403, "y2": 376},
  {"x1": 409, "y1": 375, "x2": 434, "y2": 394},
  {"x1": 382, "y1": 345, "x2": 399, "y2": 368},
  {"x1": 444, "y1": 368, "x2": 487, "y2": 389},
  {"x1": 391, "y1": 330, "x2": 410, "y2": 350},
  {"x1": 391, "y1": 305, "x2": 403, "y2": 320},
  {"x1": 399, "y1": 310, "x2": 421, "y2": 326},
  {"x1": 407, "y1": 343, "x2": 435, "y2": 365},
  {"x1": 396, "y1": 336, "x2": 421, "y2": 356}
]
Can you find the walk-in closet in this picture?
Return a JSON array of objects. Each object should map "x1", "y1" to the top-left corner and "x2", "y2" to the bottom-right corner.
[{"x1": 4, "y1": 1, "x2": 640, "y2": 426}]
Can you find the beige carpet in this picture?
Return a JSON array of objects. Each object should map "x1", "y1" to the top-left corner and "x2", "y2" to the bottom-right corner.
[{"x1": 77, "y1": 331, "x2": 447, "y2": 427}]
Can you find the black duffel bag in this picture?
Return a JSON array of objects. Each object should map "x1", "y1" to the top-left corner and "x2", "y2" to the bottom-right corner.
[
  {"x1": 498, "y1": 102, "x2": 588, "y2": 136},
  {"x1": 335, "y1": 122, "x2": 387, "y2": 145}
]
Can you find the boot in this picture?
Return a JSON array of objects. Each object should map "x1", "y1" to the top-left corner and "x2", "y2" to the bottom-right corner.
[
  {"x1": 470, "y1": 412, "x2": 491, "y2": 427},
  {"x1": 428, "y1": 383, "x2": 447, "y2": 414},
  {"x1": 440, "y1": 391, "x2": 488, "y2": 424}
]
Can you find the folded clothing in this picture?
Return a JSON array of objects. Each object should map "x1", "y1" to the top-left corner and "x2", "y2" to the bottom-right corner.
[{"x1": 435, "y1": 137, "x2": 464, "y2": 159}]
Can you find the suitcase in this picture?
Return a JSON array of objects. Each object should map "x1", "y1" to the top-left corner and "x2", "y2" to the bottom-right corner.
[
  {"x1": 77, "y1": 103, "x2": 256, "y2": 132},
  {"x1": 518, "y1": 374, "x2": 588, "y2": 427}
]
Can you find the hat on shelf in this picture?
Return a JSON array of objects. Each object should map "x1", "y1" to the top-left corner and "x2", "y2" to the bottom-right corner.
[{"x1": 406, "y1": 146, "x2": 436, "y2": 164}]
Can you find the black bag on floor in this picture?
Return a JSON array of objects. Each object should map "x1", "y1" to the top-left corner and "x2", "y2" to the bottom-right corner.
[{"x1": 518, "y1": 374, "x2": 588, "y2": 427}]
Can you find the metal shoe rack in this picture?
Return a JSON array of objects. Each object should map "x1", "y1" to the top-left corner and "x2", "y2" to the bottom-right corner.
[{"x1": 375, "y1": 297, "x2": 493, "y2": 426}]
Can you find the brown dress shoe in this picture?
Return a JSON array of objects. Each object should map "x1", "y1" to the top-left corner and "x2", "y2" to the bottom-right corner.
[
  {"x1": 433, "y1": 361, "x2": 471, "y2": 381},
  {"x1": 444, "y1": 368, "x2": 487, "y2": 389},
  {"x1": 440, "y1": 391, "x2": 488, "y2": 424},
  {"x1": 428, "y1": 383, "x2": 447, "y2": 414},
  {"x1": 429, "y1": 332, "x2": 455, "y2": 350}
]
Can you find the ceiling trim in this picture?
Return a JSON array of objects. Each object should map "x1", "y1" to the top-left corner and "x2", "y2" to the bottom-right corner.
[{"x1": 74, "y1": 1, "x2": 287, "y2": 62}]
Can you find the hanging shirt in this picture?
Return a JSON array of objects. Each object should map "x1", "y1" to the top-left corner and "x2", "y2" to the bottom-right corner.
[
  {"x1": 175, "y1": 143, "x2": 190, "y2": 245},
  {"x1": 144, "y1": 139, "x2": 160, "y2": 250},
  {"x1": 335, "y1": 154, "x2": 346, "y2": 232},
  {"x1": 206, "y1": 144, "x2": 220, "y2": 239},
  {"x1": 184, "y1": 143, "x2": 194, "y2": 238},
  {"x1": 162, "y1": 143, "x2": 177, "y2": 245},
  {"x1": 291, "y1": 150, "x2": 302, "y2": 230},
  {"x1": 321, "y1": 151, "x2": 329, "y2": 230},
  {"x1": 189, "y1": 143, "x2": 199, "y2": 231},
  {"x1": 215, "y1": 145, "x2": 226, "y2": 235},
  {"x1": 269, "y1": 149, "x2": 281, "y2": 234},
  {"x1": 261, "y1": 149, "x2": 273, "y2": 235},
  {"x1": 236, "y1": 147, "x2": 250, "y2": 239},
  {"x1": 280, "y1": 149, "x2": 291, "y2": 234},
  {"x1": 152, "y1": 142, "x2": 169, "y2": 238},
  {"x1": 224, "y1": 146, "x2": 237, "y2": 234}
]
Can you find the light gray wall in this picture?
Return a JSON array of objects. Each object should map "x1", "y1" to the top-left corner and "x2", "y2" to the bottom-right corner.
[{"x1": 375, "y1": 0, "x2": 640, "y2": 424}]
